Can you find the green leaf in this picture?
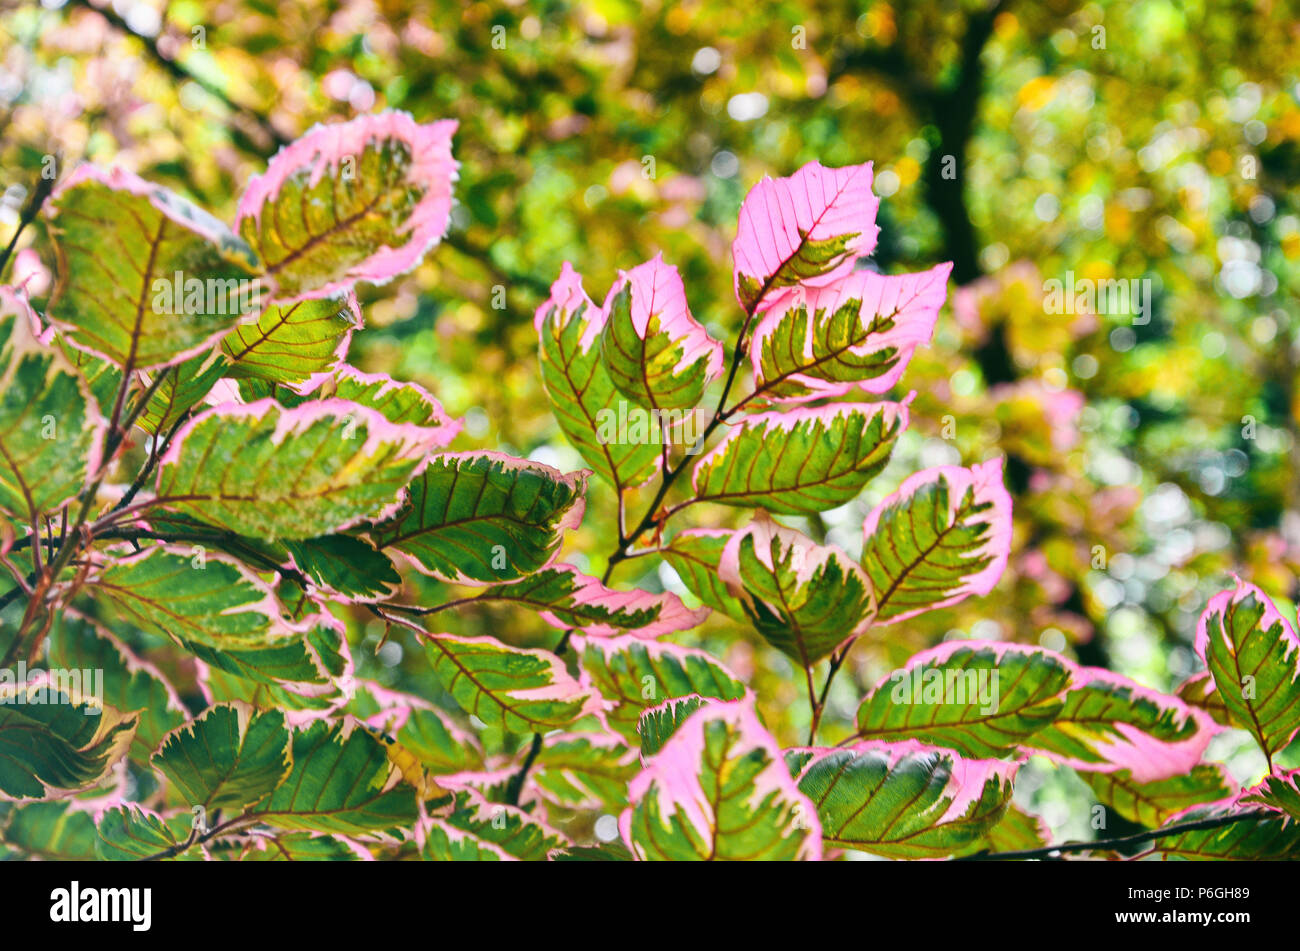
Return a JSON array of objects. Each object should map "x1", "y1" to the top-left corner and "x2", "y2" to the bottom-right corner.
[
  {"x1": 1141, "y1": 809, "x2": 1300, "y2": 860},
  {"x1": 638, "y1": 695, "x2": 706, "y2": 759},
  {"x1": 152, "y1": 703, "x2": 292, "y2": 812},
  {"x1": 749, "y1": 264, "x2": 951, "y2": 402},
  {"x1": 577, "y1": 635, "x2": 748, "y2": 742},
  {"x1": 0, "y1": 801, "x2": 99, "y2": 860},
  {"x1": 255, "y1": 720, "x2": 420, "y2": 834},
  {"x1": 47, "y1": 166, "x2": 259, "y2": 371},
  {"x1": 283, "y1": 534, "x2": 402, "y2": 600},
  {"x1": 463, "y1": 565, "x2": 707, "y2": 637},
  {"x1": 0, "y1": 685, "x2": 136, "y2": 799},
  {"x1": 860, "y1": 459, "x2": 1013, "y2": 623},
  {"x1": 1082, "y1": 764, "x2": 1234, "y2": 827},
  {"x1": 853, "y1": 642, "x2": 1070, "y2": 758},
  {"x1": 440, "y1": 791, "x2": 566, "y2": 860},
  {"x1": 1241, "y1": 770, "x2": 1300, "y2": 820},
  {"x1": 1195, "y1": 581, "x2": 1300, "y2": 761},
  {"x1": 1027, "y1": 668, "x2": 1214, "y2": 782},
  {"x1": 624, "y1": 699, "x2": 821, "y2": 860},
  {"x1": 536, "y1": 264, "x2": 661, "y2": 488},
  {"x1": 794, "y1": 743, "x2": 1015, "y2": 859},
  {"x1": 1175, "y1": 672, "x2": 1232, "y2": 728},
  {"x1": 531, "y1": 733, "x2": 639, "y2": 810},
  {"x1": 977, "y1": 804, "x2": 1050, "y2": 854},
  {"x1": 421, "y1": 819, "x2": 513, "y2": 861},
  {"x1": 721, "y1": 512, "x2": 872, "y2": 665},
  {"x1": 235, "y1": 112, "x2": 457, "y2": 301},
  {"x1": 0, "y1": 288, "x2": 104, "y2": 521},
  {"x1": 86, "y1": 546, "x2": 335, "y2": 686},
  {"x1": 46, "y1": 611, "x2": 187, "y2": 765},
  {"x1": 156, "y1": 398, "x2": 442, "y2": 541},
  {"x1": 661, "y1": 529, "x2": 748, "y2": 619},
  {"x1": 95, "y1": 804, "x2": 195, "y2": 860},
  {"x1": 221, "y1": 295, "x2": 360, "y2": 384},
  {"x1": 424, "y1": 632, "x2": 597, "y2": 733},
  {"x1": 328, "y1": 365, "x2": 458, "y2": 430},
  {"x1": 372, "y1": 451, "x2": 588, "y2": 583},
  {"x1": 550, "y1": 842, "x2": 635, "y2": 861},
  {"x1": 598, "y1": 255, "x2": 722, "y2": 412},
  {"x1": 137, "y1": 350, "x2": 230, "y2": 436},
  {"x1": 692, "y1": 402, "x2": 906, "y2": 514}
]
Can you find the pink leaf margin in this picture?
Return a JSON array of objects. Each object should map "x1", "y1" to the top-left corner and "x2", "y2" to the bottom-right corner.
[{"x1": 602, "y1": 253, "x2": 724, "y2": 380}]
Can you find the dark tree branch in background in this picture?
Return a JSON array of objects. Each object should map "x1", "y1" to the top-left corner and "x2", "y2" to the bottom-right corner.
[
  {"x1": 958, "y1": 810, "x2": 1271, "y2": 861},
  {"x1": 0, "y1": 174, "x2": 54, "y2": 279},
  {"x1": 66, "y1": 0, "x2": 287, "y2": 153}
]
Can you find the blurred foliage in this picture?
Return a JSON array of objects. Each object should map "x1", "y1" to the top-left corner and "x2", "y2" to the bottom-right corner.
[{"x1": 3, "y1": 0, "x2": 1299, "y2": 844}]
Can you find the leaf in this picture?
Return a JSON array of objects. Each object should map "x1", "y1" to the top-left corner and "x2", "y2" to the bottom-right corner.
[
  {"x1": 156, "y1": 398, "x2": 443, "y2": 541},
  {"x1": 47, "y1": 165, "x2": 260, "y2": 370},
  {"x1": 598, "y1": 254, "x2": 723, "y2": 411},
  {"x1": 637, "y1": 695, "x2": 706, "y2": 759},
  {"x1": 1082, "y1": 764, "x2": 1235, "y2": 827},
  {"x1": 1140, "y1": 808, "x2": 1300, "y2": 860},
  {"x1": 853, "y1": 641, "x2": 1071, "y2": 758},
  {"x1": 441, "y1": 790, "x2": 567, "y2": 860},
  {"x1": 254, "y1": 719, "x2": 420, "y2": 834},
  {"x1": 0, "y1": 287, "x2": 105, "y2": 520},
  {"x1": 221, "y1": 293, "x2": 361, "y2": 385},
  {"x1": 977, "y1": 804, "x2": 1051, "y2": 853},
  {"x1": 1240, "y1": 769, "x2": 1300, "y2": 820},
  {"x1": 347, "y1": 685, "x2": 483, "y2": 775},
  {"x1": 0, "y1": 801, "x2": 100, "y2": 860},
  {"x1": 424, "y1": 632, "x2": 599, "y2": 733},
  {"x1": 1027, "y1": 667, "x2": 1216, "y2": 782},
  {"x1": 235, "y1": 112, "x2": 458, "y2": 301},
  {"x1": 1194, "y1": 580, "x2": 1300, "y2": 761},
  {"x1": 1175, "y1": 672, "x2": 1232, "y2": 728},
  {"x1": 372, "y1": 451, "x2": 588, "y2": 584},
  {"x1": 622, "y1": 699, "x2": 821, "y2": 860},
  {"x1": 137, "y1": 349, "x2": 230, "y2": 436},
  {"x1": 793, "y1": 741, "x2": 1015, "y2": 859},
  {"x1": 692, "y1": 401, "x2": 908, "y2": 514},
  {"x1": 661, "y1": 529, "x2": 748, "y2": 619},
  {"x1": 749, "y1": 263, "x2": 952, "y2": 403},
  {"x1": 732, "y1": 160, "x2": 879, "y2": 314},
  {"x1": 536, "y1": 263, "x2": 661, "y2": 488},
  {"x1": 152, "y1": 703, "x2": 291, "y2": 812},
  {"x1": 0, "y1": 684, "x2": 136, "y2": 799},
  {"x1": 530, "y1": 733, "x2": 640, "y2": 810},
  {"x1": 860, "y1": 458, "x2": 1013, "y2": 623},
  {"x1": 327, "y1": 365, "x2": 459, "y2": 432},
  {"x1": 283, "y1": 534, "x2": 403, "y2": 601},
  {"x1": 576, "y1": 634, "x2": 748, "y2": 742},
  {"x1": 85, "y1": 546, "x2": 331, "y2": 686},
  {"x1": 46, "y1": 611, "x2": 187, "y2": 765},
  {"x1": 95, "y1": 804, "x2": 194, "y2": 860},
  {"x1": 719, "y1": 511, "x2": 872, "y2": 665},
  {"x1": 467, "y1": 565, "x2": 708, "y2": 638},
  {"x1": 230, "y1": 832, "x2": 364, "y2": 861},
  {"x1": 550, "y1": 842, "x2": 635, "y2": 861},
  {"x1": 421, "y1": 819, "x2": 514, "y2": 861}
]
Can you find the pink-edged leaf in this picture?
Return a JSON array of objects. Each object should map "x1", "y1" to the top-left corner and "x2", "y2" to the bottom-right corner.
[
  {"x1": 221, "y1": 292, "x2": 362, "y2": 385},
  {"x1": 749, "y1": 262, "x2": 952, "y2": 403},
  {"x1": 1240, "y1": 769, "x2": 1300, "y2": 821},
  {"x1": 661, "y1": 528, "x2": 749, "y2": 619},
  {"x1": 155, "y1": 397, "x2": 442, "y2": 541},
  {"x1": 1194, "y1": 579, "x2": 1300, "y2": 760},
  {"x1": 791, "y1": 740, "x2": 1016, "y2": 859},
  {"x1": 463, "y1": 564, "x2": 708, "y2": 638},
  {"x1": 1082, "y1": 763, "x2": 1237, "y2": 827},
  {"x1": 529, "y1": 732, "x2": 640, "y2": 811},
  {"x1": 236, "y1": 111, "x2": 458, "y2": 301},
  {"x1": 0, "y1": 285, "x2": 107, "y2": 521},
  {"x1": 421, "y1": 632, "x2": 602, "y2": 733},
  {"x1": 325, "y1": 364, "x2": 460, "y2": 435},
  {"x1": 719, "y1": 510, "x2": 873, "y2": 665},
  {"x1": 440, "y1": 789, "x2": 569, "y2": 860},
  {"x1": 732, "y1": 160, "x2": 880, "y2": 314},
  {"x1": 47, "y1": 164, "x2": 261, "y2": 371},
  {"x1": 536, "y1": 262, "x2": 662, "y2": 488},
  {"x1": 860, "y1": 457, "x2": 1013, "y2": 623},
  {"x1": 691, "y1": 399, "x2": 909, "y2": 514},
  {"x1": 575, "y1": 634, "x2": 749, "y2": 742},
  {"x1": 621, "y1": 698, "x2": 822, "y2": 861},
  {"x1": 599, "y1": 253, "x2": 724, "y2": 411},
  {"x1": 372, "y1": 450, "x2": 588, "y2": 584},
  {"x1": 1026, "y1": 666, "x2": 1217, "y2": 782}
]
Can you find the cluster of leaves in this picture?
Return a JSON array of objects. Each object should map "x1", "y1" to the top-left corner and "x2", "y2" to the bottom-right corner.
[{"x1": 1, "y1": 110, "x2": 1294, "y2": 861}]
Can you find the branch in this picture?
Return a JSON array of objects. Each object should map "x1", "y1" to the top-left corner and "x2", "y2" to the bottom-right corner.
[{"x1": 957, "y1": 809, "x2": 1272, "y2": 861}]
